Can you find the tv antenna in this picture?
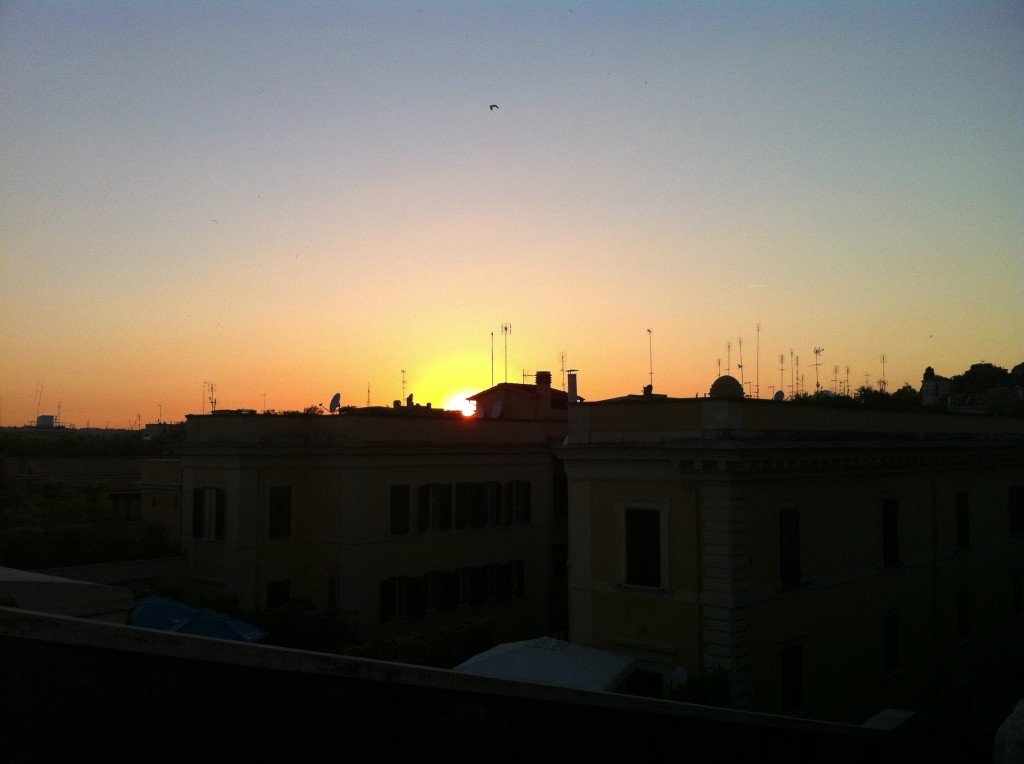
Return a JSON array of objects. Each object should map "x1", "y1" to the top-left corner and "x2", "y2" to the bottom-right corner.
[
  {"x1": 560, "y1": 351, "x2": 567, "y2": 391},
  {"x1": 737, "y1": 337, "x2": 745, "y2": 392},
  {"x1": 401, "y1": 369, "x2": 407, "y2": 401},
  {"x1": 789, "y1": 349, "x2": 795, "y2": 397},
  {"x1": 755, "y1": 322, "x2": 761, "y2": 398},
  {"x1": 779, "y1": 354, "x2": 786, "y2": 399},
  {"x1": 367, "y1": 383, "x2": 371, "y2": 407},
  {"x1": 726, "y1": 341, "x2": 732, "y2": 376},
  {"x1": 647, "y1": 329, "x2": 653, "y2": 389},
  {"x1": 261, "y1": 393, "x2": 266, "y2": 413},
  {"x1": 831, "y1": 365, "x2": 840, "y2": 393},
  {"x1": 207, "y1": 382, "x2": 217, "y2": 412},
  {"x1": 490, "y1": 332, "x2": 494, "y2": 387},
  {"x1": 501, "y1": 323, "x2": 512, "y2": 382},
  {"x1": 795, "y1": 355, "x2": 800, "y2": 395},
  {"x1": 717, "y1": 358, "x2": 722, "y2": 378},
  {"x1": 845, "y1": 365, "x2": 851, "y2": 396},
  {"x1": 812, "y1": 347, "x2": 824, "y2": 392},
  {"x1": 879, "y1": 353, "x2": 888, "y2": 392}
]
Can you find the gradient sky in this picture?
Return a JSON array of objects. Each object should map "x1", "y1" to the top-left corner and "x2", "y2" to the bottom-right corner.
[{"x1": 2, "y1": 1, "x2": 1021, "y2": 427}]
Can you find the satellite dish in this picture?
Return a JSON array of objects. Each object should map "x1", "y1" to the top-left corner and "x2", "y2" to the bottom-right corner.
[
  {"x1": 773, "y1": 390, "x2": 785, "y2": 401},
  {"x1": 490, "y1": 400, "x2": 503, "y2": 419},
  {"x1": 329, "y1": 392, "x2": 341, "y2": 413}
]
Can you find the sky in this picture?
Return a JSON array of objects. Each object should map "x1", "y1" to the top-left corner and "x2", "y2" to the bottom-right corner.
[{"x1": 1, "y1": 1, "x2": 1021, "y2": 427}]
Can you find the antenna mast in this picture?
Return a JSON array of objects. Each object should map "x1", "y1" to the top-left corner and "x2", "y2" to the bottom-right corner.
[
  {"x1": 737, "y1": 337, "x2": 745, "y2": 392},
  {"x1": 401, "y1": 369, "x2": 407, "y2": 401},
  {"x1": 795, "y1": 355, "x2": 800, "y2": 395},
  {"x1": 812, "y1": 347, "x2": 824, "y2": 392},
  {"x1": 501, "y1": 323, "x2": 512, "y2": 383},
  {"x1": 560, "y1": 351, "x2": 567, "y2": 391},
  {"x1": 207, "y1": 383, "x2": 217, "y2": 413},
  {"x1": 367, "y1": 383, "x2": 371, "y2": 407},
  {"x1": 490, "y1": 332, "x2": 494, "y2": 387},
  {"x1": 779, "y1": 354, "x2": 785, "y2": 399},
  {"x1": 647, "y1": 329, "x2": 653, "y2": 389},
  {"x1": 726, "y1": 342, "x2": 732, "y2": 376},
  {"x1": 755, "y1": 322, "x2": 761, "y2": 399},
  {"x1": 879, "y1": 353, "x2": 888, "y2": 392}
]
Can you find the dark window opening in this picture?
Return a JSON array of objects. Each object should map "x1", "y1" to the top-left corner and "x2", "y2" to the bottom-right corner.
[
  {"x1": 266, "y1": 580, "x2": 290, "y2": 610},
  {"x1": 780, "y1": 644, "x2": 803, "y2": 712},
  {"x1": 625, "y1": 508, "x2": 661, "y2": 588},
  {"x1": 268, "y1": 486, "x2": 291, "y2": 538},
  {"x1": 779, "y1": 508, "x2": 801, "y2": 586},
  {"x1": 390, "y1": 484, "x2": 410, "y2": 535},
  {"x1": 883, "y1": 613, "x2": 900, "y2": 671},
  {"x1": 192, "y1": 487, "x2": 224, "y2": 541},
  {"x1": 882, "y1": 499, "x2": 899, "y2": 566},
  {"x1": 955, "y1": 491, "x2": 970, "y2": 551}
]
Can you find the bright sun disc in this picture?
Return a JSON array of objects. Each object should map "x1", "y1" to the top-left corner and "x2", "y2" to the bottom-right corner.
[{"x1": 444, "y1": 391, "x2": 476, "y2": 417}]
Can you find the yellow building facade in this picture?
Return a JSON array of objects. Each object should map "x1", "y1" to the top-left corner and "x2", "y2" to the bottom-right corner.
[
  {"x1": 178, "y1": 404, "x2": 568, "y2": 643},
  {"x1": 561, "y1": 390, "x2": 1024, "y2": 728}
]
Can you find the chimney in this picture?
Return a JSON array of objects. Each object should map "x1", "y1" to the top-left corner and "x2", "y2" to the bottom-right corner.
[
  {"x1": 567, "y1": 371, "x2": 579, "y2": 404},
  {"x1": 536, "y1": 370, "x2": 552, "y2": 419}
]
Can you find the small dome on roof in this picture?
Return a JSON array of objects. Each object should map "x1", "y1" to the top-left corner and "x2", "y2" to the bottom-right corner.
[{"x1": 709, "y1": 375, "x2": 744, "y2": 398}]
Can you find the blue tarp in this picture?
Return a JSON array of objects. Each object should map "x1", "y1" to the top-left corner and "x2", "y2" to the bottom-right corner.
[{"x1": 131, "y1": 594, "x2": 267, "y2": 643}]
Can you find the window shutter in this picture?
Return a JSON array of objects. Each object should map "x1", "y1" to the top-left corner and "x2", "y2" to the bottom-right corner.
[
  {"x1": 497, "y1": 563, "x2": 512, "y2": 601},
  {"x1": 215, "y1": 488, "x2": 225, "y2": 540},
  {"x1": 439, "y1": 571, "x2": 458, "y2": 611},
  {"x1": 440, "y1": 484, "x2": 453, "y2": 530},
  {"x1": 417, "y1": 485, "x2": 429, "y2": 531},
  {"x1": 192, "y1": 488, "x2": 202, "y2": 539},
  {"x1": 408, "y1": 576, "x2": 427, "y2": 618},
  {"x1": 379, "y1": 579, "x2": 395, "y2": 622}
]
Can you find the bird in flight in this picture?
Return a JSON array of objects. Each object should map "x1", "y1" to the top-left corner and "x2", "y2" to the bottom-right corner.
[{"x1": 489, "y1": 104, "x2": 499, "y2": 110}]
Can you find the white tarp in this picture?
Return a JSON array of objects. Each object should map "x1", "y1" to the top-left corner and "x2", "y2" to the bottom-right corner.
[{"x1": 454, "y1": 636, "x2": 635, "y2": 692}]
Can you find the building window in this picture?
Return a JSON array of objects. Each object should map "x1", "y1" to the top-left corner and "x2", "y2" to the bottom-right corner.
[
  {"x1": 192, "y1": 487, "x2": 224, "y2": 541},
  {"x1": 625, "y1": 507, "x2": 661, "y2": 588},
  {"x1": 779, "y1": 508, "x2": 801, "y2": 586},
  {"x1": 506, "y1": 480, "x2": 531, "y2": 523},
  {"x1": 882, "y1": 499, "x2": 899, "y2": 566},
  {"x1": 110, "y1": 492, "x2": 141, "y2": 521},
  {"x1": 1009, "y1": 486, "x2": 1024, "y2": 538},
  {"x1": 266, "y1": 580, "x2": 290, "y2": 610},
  {"x1": 457, "y1": 568, "x2": 474, "y2": 608},
  {"x1": 957, "y1": 590, "x2": 970, "y2": 642},
  {"x1": 883, "y1": 613, "x2": 900, "y2": 672},
  {"x1": 268, "y1": 486, "x2": 291, "y2": 538},
  {"x1": 485, "y1": 481, "x2": 502, "y2": 526},
  {"x1": 955, "y1": 491, "x2": 970, "y2": 551},
  {"x1": 390, "y1": 484, "x2": 410, "y2": 535},
  {"x1": 417, "y1": 483, "x2": 452, "y2": 532},
  {"x1": 780, "y1": 644, "x2": 803, "y2": 712}
]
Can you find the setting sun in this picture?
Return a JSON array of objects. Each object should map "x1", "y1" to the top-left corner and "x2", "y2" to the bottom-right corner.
[{"x1": 444, "y1": 391, "x2": 477, "y2": 417}]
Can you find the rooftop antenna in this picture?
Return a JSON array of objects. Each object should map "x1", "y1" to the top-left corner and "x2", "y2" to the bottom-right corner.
[
  {"x1": 845, "y1": 365, "x2": 851, "y2": 396},
  {"x1": 158, "y1": 403, "x2": 162, "y2": 423},
  {"x1": 737, "y1": 337, "x2": 745, "y2": 392},
  {"x1": 726, "y1": 342, "x2": 732, "y2": 376},
  {"x1": 367, "y1": 383, "x2": 371, "y2": 407},
  {"x1": 812, "y1": 347, "x2": 824, "y2": 392},
  {"x1": 795, "y1": 355, "x2": 800, "y2": 395},
  {"x1": 208, "y1": 382, "x2": 217, "y2": 413},
  {"x1": 647, "y1": 329, "x2": 653, "y2": 389},
  {"x1": 755, "y1": 322, "x2": 761, "y2": 399},
  {"x1": 779, "y1": 354, "x2": 785, "y2": 399},
  {"x1": 501, "y1": 323, "x2": 512, "y2": 383},
  {"x1": 831, "y1": 365, "x2": 840, "y2": 394},
  {"x1": 490, "y1": 332, "x2": 494, "y2": 387},
  {"x1": 35, "y1": 382, "x2": 42, "y2": 418},
  {"x1": 401, "y1": 369, "x2": 407, "y2": 401},
  {"x1": 789, "y1": 349, "x2": 794, "y2": 398},
  {"x1": 717, "y1": 358, "x2": 721, "y2": 378},
  {"x1": 560, "y1": 351, "x2": 567, "y2": 391},
  {"x1": 202, "y1": 381, "x2": 209, "y2": 414},
  {"x1": 864, "y1": 370, "x2": 871, "y2": 388},
  {"x1": 879, "y1": 353, "x2": 888, "y2": 392},
  {"x1": 261, "y1": 393, "x2": 266, "y2": 413}
]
